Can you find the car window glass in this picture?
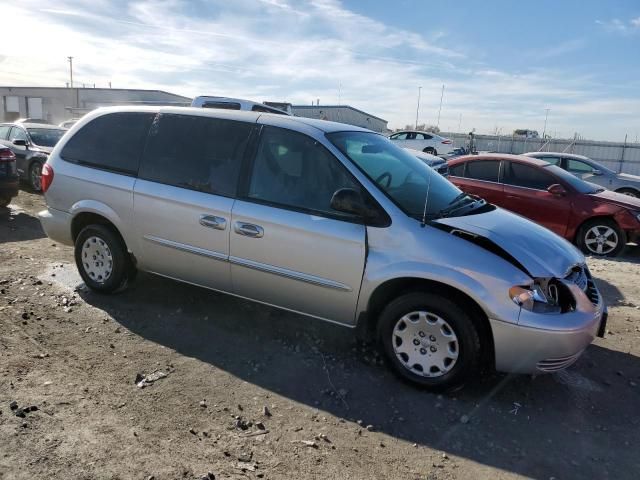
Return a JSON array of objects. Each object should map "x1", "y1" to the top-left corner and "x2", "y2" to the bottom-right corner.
[
  {"x1": 202, "y1": 102, "x2": 241, "y2": 110},
  {"x1": 465, "y1": 160, "x2": 499, "y2": 182},
  {"x1": 27, "y1": 128, "x2": 65, "y2": 147},
  {"x1": 503, "y1": 161, "x2": 555, "y2": 190},
  {"x1": 567, "y1": 159, "x2": 593, "y2": 173},
  {"x1": 9, "y1": 127, "x2": 27, "y2": 142},
  {"x1": 424, "y1": 134, "x2": 433, "y2": 140},
  {"x1": 60, "y1": 112, "x2": 154, "y2": 175},
  {"x1": 406, "y1": 132, "x2": 416, "y2": 140},
  {"x1": 414, "y1": 133, "x2": 425, "y2": 139},
  {"x1": 247, "y1": 126, "x2": 360, "y2": 215},
  {"x1": 140, "y1": 114, "x2": 253, "y2": 196},
  {"x1": 0, "y1": 125, "x2": 10, "y2": 139},
  {"x1": 391, "y1": 133, "x2": 407, "y2": 140},
  {"x1": 449, "y1": 163, "x2": 465, "y2": 177},
  {"x1": 540, "y1": 156, "x2": 561, "y2": 166}
]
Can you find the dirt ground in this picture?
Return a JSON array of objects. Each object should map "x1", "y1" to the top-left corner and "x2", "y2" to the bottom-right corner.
[{"x1": 1, "y1": 191, "x2": 639, "y2": 480}]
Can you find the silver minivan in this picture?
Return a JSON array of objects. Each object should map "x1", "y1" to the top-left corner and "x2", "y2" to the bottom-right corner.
[{"x1": 38, "y1": 106, "x2": 607, "y2": 390}]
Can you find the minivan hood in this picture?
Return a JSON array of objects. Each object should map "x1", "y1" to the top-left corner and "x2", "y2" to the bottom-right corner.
[
  {"x1": 591, "y1": 189, "x2": 640, "y2": 209},
  {"x1": 434, "y1": 207, "x2": 583, "y2": 278}
]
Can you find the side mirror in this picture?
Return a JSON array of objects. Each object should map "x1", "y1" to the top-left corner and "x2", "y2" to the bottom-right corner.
[
  {"x1": 330, "y1": 188, "x2": 367, "y2": 217},
  {"x1": 12, "y1": 139, "x2": 28, "y2": 147},
  {"x1": 592, "y1": 169, "x2": 603, "y2": 176},
  {"x1": 547, "y1": 184, "x2": 567, "y2": 196}
]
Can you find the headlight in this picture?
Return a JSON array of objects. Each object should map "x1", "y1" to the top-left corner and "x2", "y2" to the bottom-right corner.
[{"x1": 509, "y1": 278, "x2": 574, "y2": 314}]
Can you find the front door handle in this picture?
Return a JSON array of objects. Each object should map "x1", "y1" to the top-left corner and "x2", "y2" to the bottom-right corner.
[
  {"x1": 234, "y1": 222, "x2": 264, "y2": 238},
  {"x1": 199, "y1": 215, "x2": 226, "y2": 230}
]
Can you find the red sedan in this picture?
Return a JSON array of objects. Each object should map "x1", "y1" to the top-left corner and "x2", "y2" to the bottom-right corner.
[{"x1": 448, "y1": 154, "x2": 640, "y2": 256}]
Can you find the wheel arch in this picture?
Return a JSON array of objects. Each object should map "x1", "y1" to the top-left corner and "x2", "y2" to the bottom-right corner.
[
  {"x1": 573, "y1": 215, "x2": 621, "y2": 244},
  {"x1": 357, "y1": 277, "x2": 495, "y2": 370},
  {"x1": 69, "y1": 201, "x2": 131, "y2": 252}
]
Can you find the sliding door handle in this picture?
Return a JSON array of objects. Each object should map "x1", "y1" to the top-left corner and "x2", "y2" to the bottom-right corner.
[
  {"x1": 199, "y1": 215, "x2": 226, "y2": 230},
  {"x1": 234, "y1": 222, "x2": 264, "y2": 238}
]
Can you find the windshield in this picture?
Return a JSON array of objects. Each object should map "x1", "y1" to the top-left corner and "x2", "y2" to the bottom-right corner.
[
  {"x1": 27, "y1": 128, "x2": 65, "y2": 147},
  {"x1": 327, "y1": 131, "x2": 480, "y2": 219},
  {"x1": 543, "y1": 164, "x2": 604, "y2": 194}
]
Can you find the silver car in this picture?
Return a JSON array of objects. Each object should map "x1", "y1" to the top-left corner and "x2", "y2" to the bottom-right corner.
[
  {"x1": 38, "y1": 106, "x2": 606, "y2": 390},
  {"x1": 525, "y1": 152, "x2": 640, "y2": 198}
]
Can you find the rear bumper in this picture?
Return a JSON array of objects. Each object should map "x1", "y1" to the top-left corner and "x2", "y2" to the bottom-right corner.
[
  {"x1": 0, "y1": 178, "x2": 19, "y2": 198},
  {"x1": 38, "y1": 207, "x2": 73, "y2": 246}
]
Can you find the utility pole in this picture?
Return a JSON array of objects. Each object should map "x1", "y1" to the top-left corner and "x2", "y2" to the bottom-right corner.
[
  {"x1": 415, "y1": 86, "x2": 422, "y2": 130},
  {"x1": 458, "y1": 113, "x2": 462, "y2": 132},
  {"x1": 542, "y1": 108, "x2": 550, "y2": 139},
  {"x1": 67, "y1": 56, "x2": 74, "y2": 88},
  {"x1": 436, "y1": 84, "x2": 445, "y2": 129}
]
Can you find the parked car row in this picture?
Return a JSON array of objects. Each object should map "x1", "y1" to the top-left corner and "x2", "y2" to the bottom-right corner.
[
  {"x1": 448, "y1": 154, "x2": 640, "y2": 257},
  {"x1": 0, "y1": 122, "x2": 67, "y2": 191},
  {"x1": 36, "y1": 106, "x2": 606, "y2": 391}
]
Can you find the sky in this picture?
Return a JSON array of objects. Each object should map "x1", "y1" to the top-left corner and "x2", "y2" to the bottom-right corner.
[{"x1": 1, "y1": 0, "x2": 639, "y2": 141}]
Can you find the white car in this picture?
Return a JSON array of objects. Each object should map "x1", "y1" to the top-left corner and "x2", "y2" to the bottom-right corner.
[
  {"x1": 388, "y1": 130, "x2": 454, "y2": 156},
  {"x1": 191, "y1": 96, "x2": 290, "y2": 115}
]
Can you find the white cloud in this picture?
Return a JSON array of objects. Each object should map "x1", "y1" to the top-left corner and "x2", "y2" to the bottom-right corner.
[{"x1": 0, "y1": 0, "x2": 638, "y2": 140}]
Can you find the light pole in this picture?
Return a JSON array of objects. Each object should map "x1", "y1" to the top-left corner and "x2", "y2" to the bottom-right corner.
[
  {"x1": 67, "y1": 56, "x2": 74, "y2": 88},
  {"x1": 436, "y1": 84, "x2": 445, "y2": 129},
  {"x1": 542, "y1": 108, "x2": 550, "y2": 138},
  {"x1": 415, "y1": 86, "x2": 422, "y2": 130}
]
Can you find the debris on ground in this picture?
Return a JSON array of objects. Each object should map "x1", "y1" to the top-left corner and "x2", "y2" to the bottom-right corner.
[{"x1": 135, "y1": 370, "x2": 168, "y2": 388}]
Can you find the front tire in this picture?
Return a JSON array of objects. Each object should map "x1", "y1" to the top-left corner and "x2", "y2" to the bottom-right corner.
[
  {"x1": 616, "y1": 188, "x2": 639, "y2": 198},
  {"x1": 576, "y1": 218, "x2": 625, "y2": 257},
  {"x1": 377, "y1": 292, "x2": 481, "y2": 391},
  {"x1": 29, "y1": 160, "x2": 43, "y2": 192},
  {"x1": 74, "y1": 224, "x2": 134, "y2": 293},
  {"x1": 424, "y1": 147, "x2": 437, "y2": 155}
]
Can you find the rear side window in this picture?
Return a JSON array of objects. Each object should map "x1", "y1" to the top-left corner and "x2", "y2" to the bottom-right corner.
[
  {"x1": 465, "y1": 160, "x2": 500, "y2": 182},
  {"x1": 503, "y1": 161, "x2": 556, "y2": 190},
  {"x1": 567, "y1": 159, "x2": 593, "y2": 173},
  {"x1": 139, "y1": 114, "x2": 253, "y2": 197},
  {"x1": 60, "y1": 112, "x2": 154, "y2": 175}
]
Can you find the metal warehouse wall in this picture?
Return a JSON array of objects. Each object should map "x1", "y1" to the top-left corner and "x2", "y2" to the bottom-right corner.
[
  {"x1": 442, "y1": 132, "x2": 640, "y2": 175},
  {"x1": 292, "y1": 106, "x2": 388, "y2": 133}
]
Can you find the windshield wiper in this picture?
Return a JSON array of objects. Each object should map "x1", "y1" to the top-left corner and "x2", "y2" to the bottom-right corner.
[{"x1": 438, "y1": 195, "x2": 480, "y2": 218}]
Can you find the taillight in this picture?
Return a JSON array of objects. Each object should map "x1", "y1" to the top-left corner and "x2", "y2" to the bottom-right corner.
[
  {"x1": 0, "y1": 148, "x2": 15, "y2": 162},
  {"x1": 441, "y1": 139, "x2": 453, "y2": 144},
  {"x1": 41, "y1": 163, "x2": 54, "y2": 193}
]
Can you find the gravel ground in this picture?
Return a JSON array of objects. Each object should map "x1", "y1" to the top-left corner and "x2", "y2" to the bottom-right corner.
[{"x1": 1, "y1": 191, "x2": 639, "y2": 480}]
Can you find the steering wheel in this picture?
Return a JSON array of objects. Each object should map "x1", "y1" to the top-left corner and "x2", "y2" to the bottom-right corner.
[{"x1": 375, "y1": 172, "x2": 392, "y2": 188}]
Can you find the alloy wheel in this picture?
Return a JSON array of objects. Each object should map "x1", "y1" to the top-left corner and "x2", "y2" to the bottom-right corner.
[{"x1": 584, "y1": 225, "x2": 618, "y2": 255}]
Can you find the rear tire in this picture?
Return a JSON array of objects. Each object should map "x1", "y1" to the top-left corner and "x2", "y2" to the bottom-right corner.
[
  {"x1": 424, "y1": 147, "x2": 437, "y2": 155},
  {"x1": 74, "y1": 224, "x2": 135, "y2": 293},
  {"x1": 29, "y1": 160, "x2": 43, "y2": 192},
  {"x1": 615, "y1": 188, "x2": 639, "y2": 198},
  {"x1": 377, "y1": 292, "x2": 481, "y2": 391},
  {"x1": 576, "y1": 218, "x2": 625, "y2": 257}
]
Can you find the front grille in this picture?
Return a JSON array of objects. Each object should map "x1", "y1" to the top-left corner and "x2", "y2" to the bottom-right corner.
[
  {"x1": 537, "y1": 350, "x2": 584, "y2": 372},
  {"x1": 585, "y1": 279, "x2": 601, "y2": 306},
  {"x1": 565, "y1": 265, "x2": 600, "y2": 307}
]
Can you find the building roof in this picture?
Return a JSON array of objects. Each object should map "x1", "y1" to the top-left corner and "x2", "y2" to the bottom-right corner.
[
  {"x1": 0, "y1": 86, "x2": 192, "y2": 101},
  {"x1": 292, "y1": 104, "x2": 387, "y2": 123}
]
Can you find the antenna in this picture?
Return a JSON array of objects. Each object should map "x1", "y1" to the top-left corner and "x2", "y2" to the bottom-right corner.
[{"x1": 421, "y1": 168, "x2": 433, "y2": 228}]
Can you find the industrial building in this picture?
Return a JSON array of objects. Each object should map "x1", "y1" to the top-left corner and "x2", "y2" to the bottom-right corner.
[
  {"x1": 292, "y1": 105, "x2": 388, "y2": 133},
  {"x1": 0, "y1": 86, "x2": 191, "y2": 125}
]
